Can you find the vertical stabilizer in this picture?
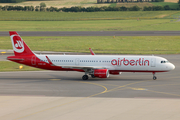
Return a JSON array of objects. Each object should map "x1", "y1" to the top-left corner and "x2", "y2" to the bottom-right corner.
[{"x1": 9, "y1": 31, "x2": 34, "y2": 56}]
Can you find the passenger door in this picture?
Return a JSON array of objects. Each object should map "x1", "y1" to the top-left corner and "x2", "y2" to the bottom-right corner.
[
  {"x1": 75, "y1": 58, "x2": 79, "y2": 65},
  {"x1": 151, "y1": 58, "x2": 156, "y2": 67}
]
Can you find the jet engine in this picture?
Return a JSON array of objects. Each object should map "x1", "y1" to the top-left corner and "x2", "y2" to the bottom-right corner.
[{"x1": 94, "y1": 69, "x2": 109, "y2": 78}]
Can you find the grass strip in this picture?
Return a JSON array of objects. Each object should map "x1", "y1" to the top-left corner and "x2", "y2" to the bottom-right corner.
[
  {"x1": 0, "y1": 61, "x2": 41, "y2": 72},
  {"x1": 0, "y1": 11, "x2": 179, "y2": 21},
  {"x1": 1, "y1": 36, "x2": 180, "y2": 54},
  {"x1": 0, "y1": 19, "x2": 180, "y2": 31}
]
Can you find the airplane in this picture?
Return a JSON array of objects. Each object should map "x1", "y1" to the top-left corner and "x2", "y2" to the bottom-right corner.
[{"x1": 7, "y1": 31, "x2": 175, "y2": 80}]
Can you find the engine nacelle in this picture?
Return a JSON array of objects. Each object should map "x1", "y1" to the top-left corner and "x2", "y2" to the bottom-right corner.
[{"x1": 94, "y1": 69, "x2": 109, "y2": 78}]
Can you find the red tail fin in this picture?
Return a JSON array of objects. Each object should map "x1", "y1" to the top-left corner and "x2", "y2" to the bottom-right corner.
[{"x1": 9, "y1": 31, "x2": 34, "y2": 56}]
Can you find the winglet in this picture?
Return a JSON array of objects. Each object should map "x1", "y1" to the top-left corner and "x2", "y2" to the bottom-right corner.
[
  {"x1": 89, "y1": 48, "x2": 95, "y2": 55},
  {"x1": 46, "y1": 56, "x2": 54, "y2": 66}
]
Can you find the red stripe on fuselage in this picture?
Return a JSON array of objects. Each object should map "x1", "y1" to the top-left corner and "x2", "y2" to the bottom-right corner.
[{"x1": 7, "y1": 55, "x2": 84, "y2": 72}]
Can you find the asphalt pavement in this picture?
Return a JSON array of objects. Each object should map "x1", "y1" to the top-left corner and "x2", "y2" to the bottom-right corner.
[{"x1": 0, "y1": 31, "x2": 180, "y2": 36}]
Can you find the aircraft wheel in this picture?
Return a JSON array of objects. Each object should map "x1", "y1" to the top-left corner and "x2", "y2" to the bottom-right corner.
[
  {"x1": 153, "y1": 76, "x2": 157, "y2": 80},
  {"x1": 82, "y1": 75, "x2": 88, "y2": 80}
]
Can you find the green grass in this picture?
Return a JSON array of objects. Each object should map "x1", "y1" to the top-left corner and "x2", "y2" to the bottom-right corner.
[
  {"x1": 151, "y1": 2, "x2": 180, "y2": 9},
  {"x1": 1, "y1": 36, "x2": 180, "y2": 54},
  {"x1": 0, "y1": 61, "x2": 41, "y2": 72},
  {"x1": 0, "y1": 19, "x2": 180, "y2": 31},
  {"x1": 0, "y1": 11, "x2": 179, "y2": 21},
  {"x1": 110, "y1": 3, "x2": 117, "y2": 7},
  {"x1": 0, "y1": 11, "x2": 180, "y2": 31}
]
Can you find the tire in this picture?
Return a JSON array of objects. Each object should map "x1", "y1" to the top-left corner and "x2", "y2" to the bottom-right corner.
[
  {"x1": 153, "y1": 76, "x2": 157, "y2": 80},
  {"x1": 82, "y1": 75, "x2": 88, "y2": 80}
]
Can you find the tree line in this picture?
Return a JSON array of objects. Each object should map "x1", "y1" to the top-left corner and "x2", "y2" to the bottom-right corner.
[
  {"x1": 0, "y1": 0, "x2": 164, "y2": 3},
  {"x1": 0, "y1": 5, "x2": 179, "y2": 12}
]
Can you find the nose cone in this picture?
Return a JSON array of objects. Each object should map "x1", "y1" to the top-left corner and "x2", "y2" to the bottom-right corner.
[{"x1": 169, "y1": 63, "x2": 175, "y2": 70}]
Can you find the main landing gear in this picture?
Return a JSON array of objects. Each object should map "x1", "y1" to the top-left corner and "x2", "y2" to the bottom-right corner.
[
  {"x1": 82, "y1": 75, "x2": 88, "y2": 80},
  {"x1": 152, "y1": 72, "x2": 157, "y2": 80},
  {"x1": 82, "y1": 70, "x2": 94, "y2": 80},
  {"x1": 82, "y1": 74, "x2": 95, "y2": 80}
]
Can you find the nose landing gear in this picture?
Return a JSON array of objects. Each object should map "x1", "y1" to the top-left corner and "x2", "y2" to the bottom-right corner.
[{"x1": 152, "y1": 72, "x2": 157, "y2": 80}]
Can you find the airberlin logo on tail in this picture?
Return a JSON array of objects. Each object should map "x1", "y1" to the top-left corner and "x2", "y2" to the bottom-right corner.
[
  {"x1": 111, "y1": 58, "x2": 149, "y2": 66},
  {"x1": 11, "y1": 35, "x2": 24, "y2": 53}
]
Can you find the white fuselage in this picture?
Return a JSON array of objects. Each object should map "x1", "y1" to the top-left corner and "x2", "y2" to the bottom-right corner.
[{"x1": 36, "y1": 55, "x2": 175, "y2": 72}]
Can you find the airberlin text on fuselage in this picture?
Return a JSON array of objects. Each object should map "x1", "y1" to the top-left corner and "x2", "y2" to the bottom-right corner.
[{"x1": 111, "y1": 58, "x2": 149, "y2": 66}]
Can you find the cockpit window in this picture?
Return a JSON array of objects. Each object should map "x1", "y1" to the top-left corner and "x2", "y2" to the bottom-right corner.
[{"x1": 161, "y1": 61, "x2": 169, "y2": 63}]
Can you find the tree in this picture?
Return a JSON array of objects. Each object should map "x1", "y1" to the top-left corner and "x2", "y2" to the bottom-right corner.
[
  {"x1": 97, "y1": 0, "x2": 101, "y2": 3},
  {"x1": 164, "y1": 5, "x2": 170, "y2": 10},
  {"x1": 40, "y1": 2, "x2": 46, "y2": 8},
  {"x1": 35, "y1": 6, "x2": 39, "y2": 11},
  {"x1": 152, "y1": 6, "x2": 164, "y2": 11},
  {"x1": 120, "y1": 6, "x2": 127, "y2": 11},
  {"x1": 129, "y1": 6, "x2": 141, "y2": 11},
  {"x1": 155, "y1": 0, "x2": 164, "y2": 2},
  {"x1": 30, "y1": 6, "x2": 34, "y2": 11},
  {"x1": 40, "y1": 2, "x2": 46, "y2": 12},
  {"x1": 143, "y1": 6, "x2": 152, "y2": 11}
]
